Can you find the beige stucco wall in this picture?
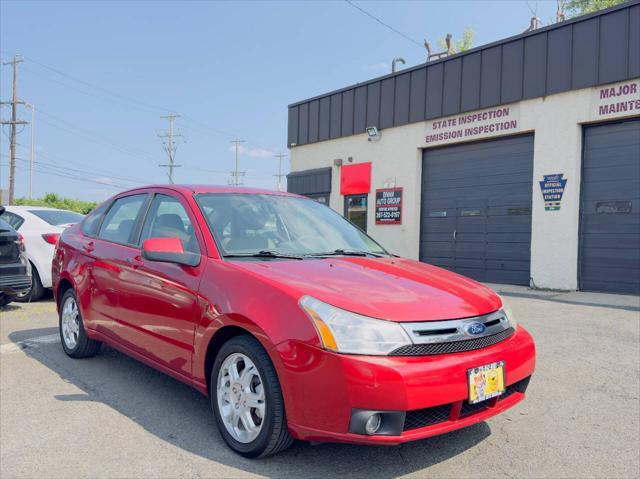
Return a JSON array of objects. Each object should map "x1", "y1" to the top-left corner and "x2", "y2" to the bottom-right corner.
[{"x1": 290, "y1": 78, "x2": 640, "y2": 290}]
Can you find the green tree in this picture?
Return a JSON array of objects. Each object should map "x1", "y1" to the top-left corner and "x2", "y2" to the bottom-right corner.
[
  {"x1": 438, "y1": 27, "x2": 475, "y2": 55},
  {"x1": 14, "y1": 193, "x2": 97, "y2": 214},
  {"x1": 564, "y1": 0, "x2": 626, "y2": 16}
]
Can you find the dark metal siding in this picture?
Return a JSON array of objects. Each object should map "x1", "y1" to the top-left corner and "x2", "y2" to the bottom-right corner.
[
  {"x1": 298, "y1": 102, "x2": 309, "y2": 145},
  {"x1": 354, "y1": 86, "x2": 367, "y2": 134},
  {"x1": 409, "y1": 68, "x2": 427, "y2": 122},
  {"x1": 461, "y1": 52, "x2": 481, "y2": 112},
  {"x1": 341, "y1": 89, "x2": 354, "y2": 137},
  {"x1": 288, "y1": 2, "x2": 640, "y2": 146},
  {"x1": 394, "y1": 73, "x2": 411, "y2": 126},
  {"x1": 480, "y1": 46, "x2": 502, "y2": 108},
  {"x1": 380, "y1": 78, "x2": 395, "y2": 129},
  {"x1": 579, "y1": 120, "x2": 640, "y2": 294},
  {"x1": 523, "y1": 33, "x2": 547, "y2": 99},
  {"x1": 426, "y1": 62, "x2": 444, "y2": 119},
  {"x1": 287, "y1": 167, "x2": 332, "y2": 196},
  {"x1": 420, "y1": 135, "x2": 534, "y2": 285}
]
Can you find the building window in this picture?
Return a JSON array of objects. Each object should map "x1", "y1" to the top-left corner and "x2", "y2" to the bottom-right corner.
[{"x1": 344, "y1": 194, "x2": 368, "y2": 231}]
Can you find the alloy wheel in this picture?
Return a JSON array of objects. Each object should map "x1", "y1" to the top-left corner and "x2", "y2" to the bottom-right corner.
[
  {"x1": 61, "y1": 296, "x2": 80, "y2": 350},
  {"x1": 216, "y1": 353, "x2": 266, "y2": 443}
]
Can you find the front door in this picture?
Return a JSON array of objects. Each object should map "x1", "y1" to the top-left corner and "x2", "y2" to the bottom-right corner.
[
  {"x1": 118, "y1": 193, "x2": 205, "y2": 377},
  {"x1": 344, "y1": 194, "x2": 368, "y2": 232}
]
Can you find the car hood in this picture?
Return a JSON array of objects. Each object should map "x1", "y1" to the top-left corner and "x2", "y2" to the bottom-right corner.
[{"x1": 230, "y1": 257, "x2": 502, "y2": 322}]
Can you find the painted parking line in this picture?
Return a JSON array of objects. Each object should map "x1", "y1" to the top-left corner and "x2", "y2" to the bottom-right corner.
[{"x1": 0, "y1": 334, "x2": 60, "y2": 355}]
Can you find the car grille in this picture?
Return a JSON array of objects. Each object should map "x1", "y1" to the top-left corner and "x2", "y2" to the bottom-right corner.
[
  {"x1": 390, "y1": 327, "x2": 515, "y2": 356},
  {"x1": 404, "y1": 405, "x2": 451, "y2": 430},
  {"x1": 402, "y1": 376, "x2": 531, "y2": 431}
]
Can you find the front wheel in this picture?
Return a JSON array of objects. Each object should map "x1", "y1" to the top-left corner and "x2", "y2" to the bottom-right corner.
[
  {"x1": 211, "y1": 335, "x2": 293, "y2": 458},
  {"x1": 59, "y1": 289, "x2": 101, "y2": 358}
]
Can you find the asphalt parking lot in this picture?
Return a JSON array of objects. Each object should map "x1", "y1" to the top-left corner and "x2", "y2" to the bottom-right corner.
[{"x1": 1, "y1": 286, "x2": 639, "y2": 479}]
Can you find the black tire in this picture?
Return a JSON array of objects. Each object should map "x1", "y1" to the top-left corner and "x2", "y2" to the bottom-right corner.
[
  {"x1": 211, "y1": 335, "x2": 293, "y2": 458},
  {"x1": 16, "y1": 264, "x2": 44, "y2": 302},
  {"x1": 58, "y1": 289, "x2": 101, "y2": 358},
  {"x1": 0, "y1": 294, "x2": 11, "y2": 308}
]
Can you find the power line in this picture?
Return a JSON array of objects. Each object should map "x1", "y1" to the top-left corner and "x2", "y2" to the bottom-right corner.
[
  {"x1": 11, "y1": 52, "x2": 171, "y2": 114},
  {"x1": 344, "y1": 0, "x2": 422, "y2": 48}
]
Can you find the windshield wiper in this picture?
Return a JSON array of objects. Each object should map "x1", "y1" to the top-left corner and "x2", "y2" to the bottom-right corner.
[
  {"x1": 306, "y1": 249, "x2": 385, "y2": 258},
  {"x1": 224, "y1": 250, "x2": 304, "y2": 260}
]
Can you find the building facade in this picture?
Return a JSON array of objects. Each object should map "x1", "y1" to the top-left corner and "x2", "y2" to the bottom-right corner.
[{"x1": 287, "y1": 2, "x2": 640, "y2": 294}]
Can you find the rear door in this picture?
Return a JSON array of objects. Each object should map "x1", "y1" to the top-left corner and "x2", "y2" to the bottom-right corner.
[{"x1": 89, "y1": 194, "x2": 150, "y2": 336}]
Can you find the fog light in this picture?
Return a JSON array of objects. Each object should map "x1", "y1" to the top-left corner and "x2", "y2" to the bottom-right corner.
[{"x1": 365, "y1": 413, "x2": 382, "y2": 435}]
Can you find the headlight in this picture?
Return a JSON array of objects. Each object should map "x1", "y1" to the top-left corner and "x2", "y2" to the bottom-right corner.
[
  {"x1": 499, "y1": 295, "x2": 517, "y2": 329},
  {"x1": 299, "y1": 295, "x2": 411, "y2": 355}
]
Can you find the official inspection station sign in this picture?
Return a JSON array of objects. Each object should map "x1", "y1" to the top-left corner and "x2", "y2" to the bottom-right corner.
[{"x1": 539, "y1": 174, "x2": 567, "y2": 211}]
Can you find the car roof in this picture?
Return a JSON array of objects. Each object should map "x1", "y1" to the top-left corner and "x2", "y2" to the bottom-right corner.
[
  {"x1": 5, "y1": 205, "x2": 71, "y2": 211},
  {"x1": 117, "y1": 184, "x2": 302, "y2": 197}
]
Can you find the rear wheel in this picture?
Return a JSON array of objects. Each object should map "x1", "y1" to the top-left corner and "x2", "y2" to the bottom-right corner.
[
  {"x1": 211, "y1": 335, "x2": 293, "y2": 458},
  {"x1": 17, "y1": 265, "x2": 44, "y2": 302},
  {"x1": 0, "y1": 294, "x2": 11, "y2": 308},
  {"x1": 59, "y1": 289, "x2": 101, "y2": 358}
]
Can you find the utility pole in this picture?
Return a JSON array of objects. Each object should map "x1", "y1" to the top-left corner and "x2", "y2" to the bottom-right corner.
[
  {"x1": 274, "y1": 152, "x2": 287, "y2": 192},
  {"x1": 157, "y1": 113, "x2": 182, "y2": 183},
  {"x1": 24, "y1": 102, "x2": 35, "y2": 199},
  {"x1": 1, "y1": 55, "x2": 27, "y2": 204},
  {"x1": 229, "y1": 138, "x2": 245, "y2": 186}
]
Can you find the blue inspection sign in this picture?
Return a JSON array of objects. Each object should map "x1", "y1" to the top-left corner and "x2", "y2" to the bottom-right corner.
[{"x1": 539, "y1": 174, "x2": 567, "y2": 211}]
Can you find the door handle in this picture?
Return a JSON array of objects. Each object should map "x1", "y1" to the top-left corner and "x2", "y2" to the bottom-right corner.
[
  {"x1": 83, "y1": 241, "x2": 95, "y2": 253},
  {"x1": 126, "y1": 256, "x2": 144, "y2": 269},
  {"x1": 453, "y1": 230, "x2": 457, "y2": 241}
]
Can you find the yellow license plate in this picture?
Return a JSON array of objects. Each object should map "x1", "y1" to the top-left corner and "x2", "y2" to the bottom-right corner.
[{"x1": 468, "y1": 361, "x2": 506, "y2": 404}]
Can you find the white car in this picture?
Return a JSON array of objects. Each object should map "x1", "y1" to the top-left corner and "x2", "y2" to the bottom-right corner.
[{"x1": 1, "y1": 206, "x2": 84, "y2": 301}]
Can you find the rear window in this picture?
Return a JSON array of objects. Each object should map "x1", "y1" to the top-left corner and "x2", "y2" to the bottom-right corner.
[
  {"x1": 30, "y1": 209, "x2": 84, "y2": 226},
  {"x1": 80, "y1": 202, "x2": 110, "y2": 237}
]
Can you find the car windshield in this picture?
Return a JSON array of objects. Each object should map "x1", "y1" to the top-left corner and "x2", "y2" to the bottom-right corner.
[
  {"x1": 29, "y1": 209, "x2": 84, "y2": 226},
  {"x1": 196, "y1": 193, "x2": 388, "y2": 258}
]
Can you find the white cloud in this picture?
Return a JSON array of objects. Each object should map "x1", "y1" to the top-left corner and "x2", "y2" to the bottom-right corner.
[
  {"x1": 94, "y1": 177, "x2": 115, "y2": 185},
  {"x1": 227, "y1": 145, "x2": 275, "y2": 158}
]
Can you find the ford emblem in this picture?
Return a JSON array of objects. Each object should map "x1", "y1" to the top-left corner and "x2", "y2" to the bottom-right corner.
[{"x1": 466, "y1": 322, "x2": 486, "y2": 336}]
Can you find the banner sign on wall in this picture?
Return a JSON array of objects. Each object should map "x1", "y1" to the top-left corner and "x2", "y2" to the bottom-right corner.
[
  {"x1": 375, "y1": 188, "x2": 403, "y2": 225},
  {"x1": 539, "y1": 174, "x2": 567, "y2": 211}
]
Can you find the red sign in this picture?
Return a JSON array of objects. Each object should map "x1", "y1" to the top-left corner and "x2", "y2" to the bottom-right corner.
[
  {"x1": 340, "y1": 162, "x2": 371, "y2": 195},
  {"x1": 375, "y1": 187, "x2": 402, "y2": 225}
]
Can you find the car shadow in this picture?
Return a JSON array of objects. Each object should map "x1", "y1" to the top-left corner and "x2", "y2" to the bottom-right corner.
[{"x1": 9, "y1": 327, "x2": 492, "y2": 478}]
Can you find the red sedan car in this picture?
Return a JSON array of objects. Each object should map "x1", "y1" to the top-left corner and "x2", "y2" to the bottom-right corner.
[{"x1": 53, "y1": 185, "x2": 535, "y2": 457}]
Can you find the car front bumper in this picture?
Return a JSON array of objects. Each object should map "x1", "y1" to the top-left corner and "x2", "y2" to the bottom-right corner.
[{"x1": 276, "y1": 325, "x2": 535, "y2": 445}]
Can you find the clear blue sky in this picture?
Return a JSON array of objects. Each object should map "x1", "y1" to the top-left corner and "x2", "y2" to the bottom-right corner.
[{"x1": 0, "y1": 0, "x2": 558, "y2": 202}]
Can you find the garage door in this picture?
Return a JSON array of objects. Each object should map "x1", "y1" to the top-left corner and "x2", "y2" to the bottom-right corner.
[
  {"x1": 580, "y1": 120, "x2": 640, "y2": 295},
  {"x1": 420, "y1": 135, "x2": 534, "y2": 285}
]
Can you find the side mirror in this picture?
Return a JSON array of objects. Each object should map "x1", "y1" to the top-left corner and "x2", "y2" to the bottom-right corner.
[
  {"x1": 141, "y1": 237, "x2": 200, "y2": 267},
  {"x1": 0, "y1": 206, "x2": 5, "y2": 216}
]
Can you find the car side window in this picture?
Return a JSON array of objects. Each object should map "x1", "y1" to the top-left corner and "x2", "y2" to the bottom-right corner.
[
  {"x1": 1, "y1": 212, "x2": 24, "y2": 230},
  {"x1": 81, "y1": 202, "x2": 110, "y2": 237},
  {"x1": 98, "y1": 194, "x2": 147, "y2": 245},
  {"x1": 140, "y1": 194, "x2": 200, "y2": 255}
]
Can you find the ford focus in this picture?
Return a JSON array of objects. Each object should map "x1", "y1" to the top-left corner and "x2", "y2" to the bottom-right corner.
[{"x1": 52, "y1": 185, "x2": 536, "y2": 457}]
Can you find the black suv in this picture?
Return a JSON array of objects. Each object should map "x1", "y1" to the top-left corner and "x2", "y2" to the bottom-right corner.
[{"x1": 0, "y1": 206, "x2": 31, "y2": 307}]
